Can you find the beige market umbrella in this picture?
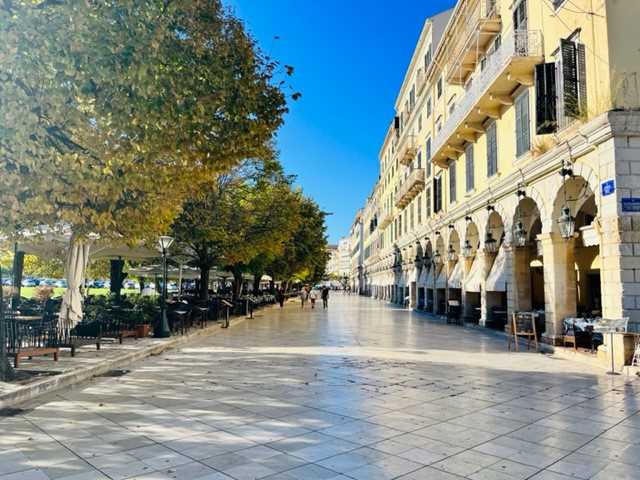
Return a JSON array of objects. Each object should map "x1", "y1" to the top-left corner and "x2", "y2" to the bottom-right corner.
[{"x1": 59, "y1": 240, "x2": 91, "y2": 330}]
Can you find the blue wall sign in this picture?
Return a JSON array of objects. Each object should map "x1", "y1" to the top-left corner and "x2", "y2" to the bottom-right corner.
[
  {"x1": 601, "y1": 179, "x2": 615, "y2": 196},
  {"x1": 622, "y1": 198, "x2": 640, "y2": 212}
]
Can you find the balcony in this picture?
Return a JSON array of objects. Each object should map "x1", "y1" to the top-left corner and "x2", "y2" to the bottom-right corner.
[
  {"x1": 432, "y1": 30, "x2": 543, "y2": 167},
  {"x1": 398, "y1": 134, "x2": 419, "y2": 166},
  {"x1": 379, "y1": 207, "x2": 394, "y2": 229},
  {"x1": 446, "y1": 0, "x2": 502, "y2": 86},
  {"x1": 395, "y1": 168, "x2": 426, "y2": 209}
]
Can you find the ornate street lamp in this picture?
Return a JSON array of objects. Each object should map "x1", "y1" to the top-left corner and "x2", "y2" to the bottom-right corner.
[
  {"x1": 558, "y1": 206, "x2": 576, "y2": 239},
  {"x1": 155, "y1": 235, "x2": 174, "y2": 338},
  {"x1": 461, "y1": 240, "x2": 474, "y2": 258},
  {"x1": 447, "y1": 245, "x2": 457, "y2": 262},
  {"x1": 432, "y1": 250, "x2": 442, "y2": 266},
  {"x1": 484, "y1": 232, "x2": 498, "y2": 254},
  {"x1": 513, "y1": 221, "x2": 529, "y2": 247}
]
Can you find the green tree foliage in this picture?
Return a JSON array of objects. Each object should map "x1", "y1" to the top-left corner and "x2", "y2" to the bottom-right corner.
[
  {"x1": 172, "y1": 159, "x2": 302, "y2": 300},
  {"x1": 267, "y1": 197, "x2": 330, "y2": 289},
  {"x1": 0, "y1": 0, "x2": 288, "y2": 243}
]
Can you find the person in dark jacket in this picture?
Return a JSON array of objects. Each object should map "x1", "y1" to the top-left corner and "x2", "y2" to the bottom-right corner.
[{"x1": 321, "y1": 287, "x2": 329, "y2": 309}]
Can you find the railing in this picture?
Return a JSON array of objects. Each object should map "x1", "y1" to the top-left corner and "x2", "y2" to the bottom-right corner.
[
  {"x1": 433, "y1": 29, "x2": 543, "y2": 158},
  {"x1": 447, "y1": 0, "x2": 500, "y2": 67},
  {"x1": 396, "y1": 168, "x2": 426, "y2": 207}
]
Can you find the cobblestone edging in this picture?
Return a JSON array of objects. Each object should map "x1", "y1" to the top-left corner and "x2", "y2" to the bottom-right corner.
[{"x1": 0, "y1": 314, "x2": 254, "y2": 410}]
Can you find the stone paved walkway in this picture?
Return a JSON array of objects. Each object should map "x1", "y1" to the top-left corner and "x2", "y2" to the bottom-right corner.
[{"x1": 1, "y1": 295, "x2": 640, "y2": 480}]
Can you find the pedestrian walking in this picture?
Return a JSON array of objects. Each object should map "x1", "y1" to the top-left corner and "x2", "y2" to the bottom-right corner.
[
  {"x1": 321, "y1": 286, "x2": 329, "y2": 309},
  {"x1": 300, "y1": 287, "x2": 309, "y2": 309},
  {"x1": 309, "y1": 289, "x2": 318, "y2": 309},
  {"x1": 277, "y1": 288, "x2": 285, "y2": 308}
]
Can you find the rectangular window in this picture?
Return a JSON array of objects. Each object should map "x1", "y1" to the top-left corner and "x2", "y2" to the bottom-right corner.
[
  {"x1": 417, "y1": 150, "x2": 422, "y2": 169},
  {"x1": 417, "y1": 194, "x2": 422, "y2": 224},
  {"x1": 418, "y1": 114, "x2": 422, "y2": 131},
  {"x1": 449, "y1": 160, "x2": 457, "y2": 204},
  {"x1": 410, "y1": 203, "x2": 415, "y2": 230},
  {"x1": 486, "y1": 122, "x2": 498, "y2": 177},
  {"x1": 437, "y1": 77, "x2": 443, "y2": 98},
  {"x1": 558, "y1": 37, "x2": 587, "y2": 128},
  {"x1": 426, "y1": 97, "x2": 432, "y2": 118},
  {"x1": 535, "y1": 63, "x2": 557, "y2": 134},
  {"x1": 465, "y1": 143, "x2": 474, "y2": 192},
  {"x1": 424, "y1": 46, "x2": 432, "y2": 70},
  {"x1": 425, "y1": 137, "x2": 432, "y2": 178},
  {"x1": 409, "y1": 86, "x2": 416, "y2": 110},
  {"x1": 426, "y1": 186, "x2": 432, "y2": 217},
  {"x1": 515, "y1": 90, "x2": 531, "y2": 156},
  {"x1": 433, "y1": 175, "x2": 443, "y2": 213}
]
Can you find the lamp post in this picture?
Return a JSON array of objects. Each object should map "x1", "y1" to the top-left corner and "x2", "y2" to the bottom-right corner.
[
  {"x1": 514, "y1": 221, "x2": 528, "y2": 247},
  {"x1": 0, "y1": 262, "x2": 12, "y2": 381},
  {"x1": 558, "y1": 206, "x2": 576, "y2": 239},
  {"x1": 155, "y1": 235, "x2": 174, "y2": 338},
  {"x1": 484, "y1": 232, "x2": 498, "y2": 254},
  {"x1": 461, "y1": 240, "x2": 473, "y2": 258}
]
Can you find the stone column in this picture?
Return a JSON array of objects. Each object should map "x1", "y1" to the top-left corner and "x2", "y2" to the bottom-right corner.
[
  {"x1": 461, "y1": 257, "x2": 474, "y2": 321},
  {"x1": 478, "y1": 251, "x2": 494, "y2": 327},
  {"x1": 539, "y1": 232, "x2": 577, "y2": 342}
]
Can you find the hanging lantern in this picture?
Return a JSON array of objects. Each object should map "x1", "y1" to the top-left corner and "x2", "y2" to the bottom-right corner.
[
  {"x1": 432, "y1": 250, "x2": 442, "y2": 265},
  {"x1": 447, "y1": 245, "x2": 457, "y2": 262},
  {"x1": 423, "y1": 253, "x2": 431, "y2": 268},
  {"x1": 414, "y1": 255, "x2": 423, "y2": 270},
  {"x1": 558, "y1": 205, "x2": 575, "y2": 239},
  {"x1": 514, "y1": 221, "x2": 529, "y2": 247},
  {"x1": 484, "y1": 232, "x2": 498, "y2": 254},
  {"x1": 461, "y1": 240, "x2": 474, "y2": 258}
]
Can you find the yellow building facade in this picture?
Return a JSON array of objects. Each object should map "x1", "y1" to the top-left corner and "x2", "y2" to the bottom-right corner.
[{"x1": 352, "y1": 0, "x2": 640, "y2": 344}]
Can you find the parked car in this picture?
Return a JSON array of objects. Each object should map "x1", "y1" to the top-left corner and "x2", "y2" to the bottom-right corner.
[
  {"x1": 21, "y1": 278, "x2": 38, "y2": 287},
  {"x1": 54, "y1": 279, "x2": 68, "y2": 288},
  {"x1": 123, "y1": 280, "x2": 139, "y2": 290}
]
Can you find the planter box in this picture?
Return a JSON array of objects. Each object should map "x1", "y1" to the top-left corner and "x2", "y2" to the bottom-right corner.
[{"x1": 136, "y1": 324, "x2": 151, "y2": 338}]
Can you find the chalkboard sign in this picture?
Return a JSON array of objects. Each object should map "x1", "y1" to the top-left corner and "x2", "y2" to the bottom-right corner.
[{"x1": 510, "y1": 312, "x2": 539, "y2": 351}]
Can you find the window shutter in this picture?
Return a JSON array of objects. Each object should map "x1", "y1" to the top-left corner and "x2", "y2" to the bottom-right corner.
[
  {"x1": 577, "y1": 43, "x2": 587, "y2": 116},
  {"x1": 516, "y1": 91, "x2": 530, "y2": 155},
  {"x1": 561, "y1": 39, "x2": 580, "y2": 119},
  {"x1": 465, "y1": 144, "x2": 474, "y2": 191},
  {"x1": 449, "y1": 161, "x2": 456, "y2": 203},
  {"x1": 535, "y1": 63, "x2": 557, "y2": 134}
]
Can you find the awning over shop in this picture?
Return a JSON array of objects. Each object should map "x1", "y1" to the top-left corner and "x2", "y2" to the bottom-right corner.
[
  {"x1": 448, "y1": 261, "x2": 463, "y2": 289},
  {"x1": 464, "y1": 256, "x2": 483, "y2": 293},
  {"x1": 435, "y1": 266, "x2": 447, "y2": 289},
  {"x1": 486, "y1": 244, "x2": 507, "y2": 292},
  {"x1": 426, "y1": 265, "x2": 440, "y2": 289},
  {"x1": 418, "y1": 265, "x2": 430, "y2": 285}
]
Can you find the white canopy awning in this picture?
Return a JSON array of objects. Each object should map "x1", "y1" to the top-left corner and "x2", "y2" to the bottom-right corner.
[
  {"x1": 486, "y1": 244, "x2": 508, "y2": 292},
  {"x1": 128, "y1": 265, "x2": 201, "y2": 280},
  {"x1": 464, "y1": 256, "x2": 483, "y2": 293},
  {"x1": 418, "y1": 265, "x2": 429, "y2": 285},
  {"x1": 448, "y1": 261, "x2": 463, "y2": 289},
  {"x1": 435, "y1": 266, "x2": 447, "y2": 289},
  {"x1": 426, "y1": 265, "x2": 440, "y2": 289}
]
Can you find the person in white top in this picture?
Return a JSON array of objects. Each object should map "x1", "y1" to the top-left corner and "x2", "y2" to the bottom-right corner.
[{"x1": 309, "y1": 289, "x2": 318, "y2": 309}]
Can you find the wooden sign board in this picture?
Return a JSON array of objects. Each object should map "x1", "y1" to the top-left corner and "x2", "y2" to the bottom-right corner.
[{"x1": 510, "y1": 312, "x2": 538, "y2": 352}]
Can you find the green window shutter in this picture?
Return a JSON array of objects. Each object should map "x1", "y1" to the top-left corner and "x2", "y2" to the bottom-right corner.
[{"x1": 465, "y1": 144, "x2": 474, "y2": 191}]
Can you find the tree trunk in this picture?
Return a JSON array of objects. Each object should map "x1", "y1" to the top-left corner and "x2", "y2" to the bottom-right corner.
[
  {"x1": 110, "y1": 259, "x2": 125, "y2": 300},
  {"x1": 269, "y1": 279, "x2": 275, "y2": 294},
  {"x1": 199, "y1": 267, "x2": 210, "y2": 301},
  {"x1": 138, "y1": 276, "x2": 145, "y2": 293},
  {"x1": 12, "y1": 249, "x2": 24, "y2": 306},
  {"x1": 232, "y1": 268, "x2": 243, "y2": 300},
  {"x1": 252, "y1": 270, "x2": 263, "y2": 293}
]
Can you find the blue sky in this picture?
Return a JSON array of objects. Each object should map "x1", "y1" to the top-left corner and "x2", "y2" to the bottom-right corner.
[{"x1": 226, "y1": 0, "x2": 456, "y2": 243}]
